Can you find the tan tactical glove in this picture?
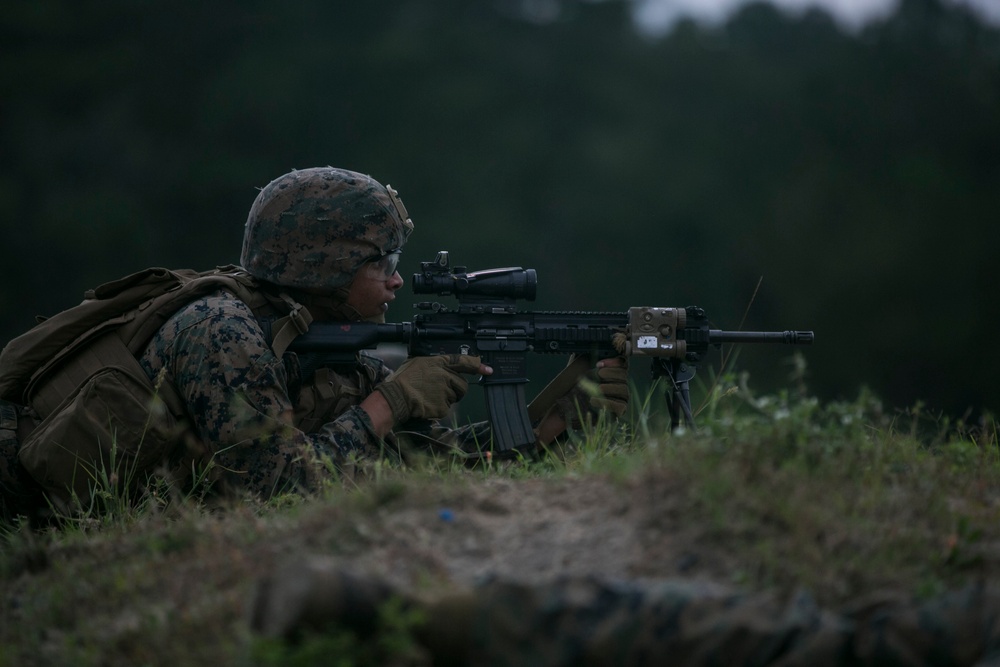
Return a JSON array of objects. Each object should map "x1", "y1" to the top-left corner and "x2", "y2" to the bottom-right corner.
[
  {"x1": 375, "y1": 354, "x2": 483, "y2": 423},
  {"x1": 555, "y1": 357, "x2": 629, "y2": 429}
]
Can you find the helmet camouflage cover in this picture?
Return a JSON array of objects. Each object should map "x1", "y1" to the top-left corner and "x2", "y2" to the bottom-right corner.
[{"x1": 241, "y1": 167, "x2": 414, "y2": 290}]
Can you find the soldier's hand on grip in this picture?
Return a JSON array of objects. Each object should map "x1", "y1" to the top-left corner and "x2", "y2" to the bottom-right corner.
[
  {"x1": 591, "y1": 358, "x2": 629, "y2": 417},
  {"x1": 556, "y1": 356, "x2": 629, "y2": 428},
  {"x1": 375, "y1": 354, "x2": 486, "y2": 423}
]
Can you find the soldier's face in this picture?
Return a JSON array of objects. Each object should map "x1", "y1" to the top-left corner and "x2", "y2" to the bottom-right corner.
[{"x1": 346, "y1": 262, "x2": 404, "y2": 320}]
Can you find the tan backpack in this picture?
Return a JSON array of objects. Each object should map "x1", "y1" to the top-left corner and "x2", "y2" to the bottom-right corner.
[{"x1": 0, "y1": 266, "x2": 311, "y2": 512}]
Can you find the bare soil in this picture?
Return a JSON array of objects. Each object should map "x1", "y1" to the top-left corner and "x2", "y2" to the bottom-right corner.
[{"x1": 267, "y1": 471, "x2": 743, "y2": 595}]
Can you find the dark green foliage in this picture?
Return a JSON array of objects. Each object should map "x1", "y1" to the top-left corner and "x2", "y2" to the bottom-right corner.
[{"x1": 1, "y1": 0, "x2": 997, "y2": 418}]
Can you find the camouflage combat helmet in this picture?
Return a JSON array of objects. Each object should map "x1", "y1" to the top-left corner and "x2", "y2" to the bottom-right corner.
[{"x1": 241, "y1": 167, "x2": 414, "y2": 290}]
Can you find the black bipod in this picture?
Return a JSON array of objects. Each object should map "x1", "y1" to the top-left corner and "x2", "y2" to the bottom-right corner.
[{"x1": 652, "y1": 358, "x2": 698, "y2": 431}]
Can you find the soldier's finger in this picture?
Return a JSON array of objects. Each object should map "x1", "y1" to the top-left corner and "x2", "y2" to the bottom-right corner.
[
  {"x1": 596, "y1": 356, "x2": 627, "y2": 370},
  {"x1": 596, "y1": 366, "x2": 628, "y2": 384},
  {"x1": 598, "y1": 384, "x2": 630, "y2": 401},
  {"x1": 445, "y1": 354, "x2": 489, "y2": 376}
]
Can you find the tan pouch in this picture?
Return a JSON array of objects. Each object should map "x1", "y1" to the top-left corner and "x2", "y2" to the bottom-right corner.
[{"x1": 18, "y1": 364, "x2": 181, "y2": 512}]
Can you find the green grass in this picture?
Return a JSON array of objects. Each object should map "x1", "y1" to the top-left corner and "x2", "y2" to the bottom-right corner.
[{"x1": 2, "y1": 369, "x2": 998, "y2": 666}]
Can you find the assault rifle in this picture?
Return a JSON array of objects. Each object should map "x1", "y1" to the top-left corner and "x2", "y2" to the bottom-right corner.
[{"x1": 290, "y1": 251, "x2": 814, "y2": 453}]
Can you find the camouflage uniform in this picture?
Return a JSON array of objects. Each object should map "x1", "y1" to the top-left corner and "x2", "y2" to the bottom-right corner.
[
  {"x1": 141, "y1": 286, "x2": 501, "y2": 498},
  {"x1": 138, "y1": 290, "x2": 380, "y2": 497}
]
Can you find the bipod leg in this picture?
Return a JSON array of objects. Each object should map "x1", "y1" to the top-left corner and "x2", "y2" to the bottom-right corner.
[{"x1": 656, "y1": 359, "x2": 698, "y2": 432}]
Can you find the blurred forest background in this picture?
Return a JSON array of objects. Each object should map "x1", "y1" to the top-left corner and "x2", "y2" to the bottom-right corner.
[{"x1": 1, "y1": 0, "x2": 997, "y2": 422}]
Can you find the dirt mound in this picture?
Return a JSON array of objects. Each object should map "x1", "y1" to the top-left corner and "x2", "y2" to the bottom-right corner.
[{"x1": 295, "y1": 473, "x2": 742, "y2": 595}]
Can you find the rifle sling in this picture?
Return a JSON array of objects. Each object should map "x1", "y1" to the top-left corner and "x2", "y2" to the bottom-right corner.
[
  {"x1": 526, "y1": 355, "x2": 592, "y2": 425},
  {"x1": 270, "y1": 293, "x2": 314, "y2": 357}
]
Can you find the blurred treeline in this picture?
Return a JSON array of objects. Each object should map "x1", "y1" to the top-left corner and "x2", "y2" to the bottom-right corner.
[{"x1": 1, "y1": 0, "x2": 997, "y2": 420}]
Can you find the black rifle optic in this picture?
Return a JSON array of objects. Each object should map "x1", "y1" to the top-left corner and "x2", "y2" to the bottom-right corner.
[{"x1": 290, "y1": 251, "x2": 814, "y2": 453}]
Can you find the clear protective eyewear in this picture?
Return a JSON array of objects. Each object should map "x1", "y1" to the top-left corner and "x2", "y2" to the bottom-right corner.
[{"x1": 366, "y1": 249, "x2": 402, "y2": 279}]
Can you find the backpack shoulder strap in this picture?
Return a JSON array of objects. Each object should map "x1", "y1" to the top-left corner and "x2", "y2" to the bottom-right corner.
[
  {"x1": 267, "y1": 292, "x2": 314, "y2": 357},
  {"x1": 116, "y1": 266, "x2": 313, "y2": 358}
]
